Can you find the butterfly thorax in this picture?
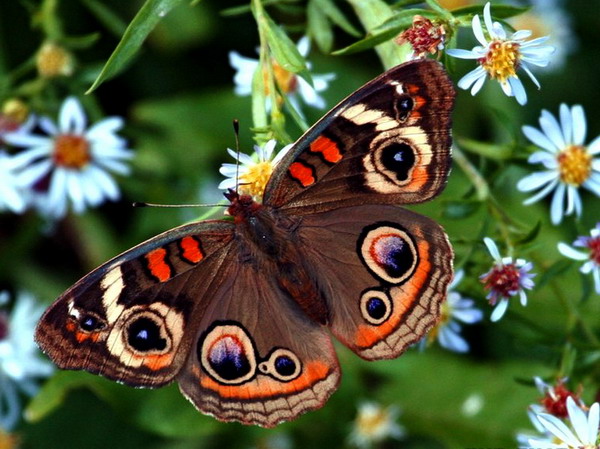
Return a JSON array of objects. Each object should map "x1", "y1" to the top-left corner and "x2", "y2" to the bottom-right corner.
[{"x1": 225, "y1": 189, "x2": 329, "y2": 325}]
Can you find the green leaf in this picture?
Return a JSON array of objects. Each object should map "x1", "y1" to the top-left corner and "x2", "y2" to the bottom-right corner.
[
  {"x1": 316, "y1": 0, "x2": 361, "y2": 37},
  {"x1": 87, "y1": 0, "x2": 184, "y2": 94},
  {"x1": 516, "y1": 221, "x2": 542, "y2": 245},
  {"x1": 451, "y1": 4, "x2": 529, "y2": 19},
  {"x1": 442, "y1": 200, "x2": 481, "y2": 219},
  {"x1": 536, "y1": 259, "x2": 573, "y2": 290},
  {"x1": 307, "y1": 0, "x2": 334, "y2": 53},
  {"x1": 258, "y1": 10, "x2": 306, "y2": 73}
]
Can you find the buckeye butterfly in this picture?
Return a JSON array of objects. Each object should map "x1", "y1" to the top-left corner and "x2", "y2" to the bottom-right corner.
[{"x1": 35, "y1": 59, "x2": 455, "y2": 427}]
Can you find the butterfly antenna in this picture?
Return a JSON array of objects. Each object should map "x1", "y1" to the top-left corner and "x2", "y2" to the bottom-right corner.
[
  {"x1": 233, "y1": 119, "x2": 241, "y2": 193},
  {"x1": 132, "y1": 202, "x2": 227, "y2": 208}
]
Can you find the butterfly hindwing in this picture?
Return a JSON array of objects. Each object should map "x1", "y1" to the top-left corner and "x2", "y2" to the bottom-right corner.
[
  {"x1": 177, "y1": 248, "x2": 340, "y2": 427},
  {"x1": 35, "y1": 221, "x2": 235, "y2": 387},
  {"x1": 297, "y1": 204, "x2": 453, "y2": 359},
  {"x1": 264, "y1": 59, "x2": 455, "y2": 214}
]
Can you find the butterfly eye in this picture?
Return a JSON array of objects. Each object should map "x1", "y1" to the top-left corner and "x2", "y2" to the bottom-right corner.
[
  {"x1": 379, "y1": 143, "x2": 416, "y2": 182},
  {"x1": 360, "y1": 289, "x2": 393, "y2": 325},
  {"x1": 358, "y1": 223, "x2": 418, "y2": 284},
  {"x1": 395, "y1": 94, "x2": 414, "y2": 121},
  {"x1": 259, "y1": 348, "x2": 302, "y2": 382},
  {"x1": 79, "y1": 314, "x2": 105, "y2": 332},
  {"x1": 199, "y1": 322, "x2": 257, "y2": 385},
  {"x1": 127, "y1": 317, "x2": 167, "y2": 352}
]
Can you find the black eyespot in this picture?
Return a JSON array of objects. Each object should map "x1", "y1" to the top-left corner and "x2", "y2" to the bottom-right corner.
[
  {"x1": 380, "y1": 143, "x2": 415, "y2": 182},
  {"x1": 396, "y1": 95, "x2": 414, "y2": 121},
  {"x1": 205, "y1": 336, "x2": 252, "y2": 381},
  {"x1": 366, "y1": 297, "x2": 387, "y2": 320},
  {"x1": 274, "y1": 355, "x2": 297, "y2": 377},
  {"x1": 127, "y1": 317, "x2": 166, "y2": 352},
  {"x1": 79, "y1": 314, "x2": 104, "y2": 332}
]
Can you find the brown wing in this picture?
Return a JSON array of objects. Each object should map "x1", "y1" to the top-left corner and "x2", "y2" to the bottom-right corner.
[
  {"x1": 297, "y1": 204, "x2": 453, "y2": 359},
  {"x1": 35, "y1": 220, "x2": 235, "y2": 387},
  {"x1": 263, "y1": 59, "x2": 455, "y2": 215},
  {"x1": 178, "y1": 241, "x2": 340, "y2": 428}
]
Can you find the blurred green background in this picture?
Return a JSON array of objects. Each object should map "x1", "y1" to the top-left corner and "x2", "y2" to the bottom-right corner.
[{"x1": 1, "y1": 0, "x2": 600, "y2": 448}]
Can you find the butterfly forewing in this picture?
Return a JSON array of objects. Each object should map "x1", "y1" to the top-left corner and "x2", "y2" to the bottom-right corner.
[
  {"x1": 35, "y1": 221, "x2": 235, "y2": 387},
  {"x1": 264, "y1": 59, "x2": 455, "y2": 214}
]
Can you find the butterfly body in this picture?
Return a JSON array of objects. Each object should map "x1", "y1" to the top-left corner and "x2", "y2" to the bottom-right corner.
[{"x1": 36, "y1": 59, "x2": 455, "y2": 427}]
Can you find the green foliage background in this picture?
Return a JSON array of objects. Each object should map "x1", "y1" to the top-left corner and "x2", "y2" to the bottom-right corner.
[{"x1": 1, "y1": 0, "x2": 599, "y2": 448}]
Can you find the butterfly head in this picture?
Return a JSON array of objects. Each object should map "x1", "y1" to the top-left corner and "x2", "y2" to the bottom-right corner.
[{"x1": 224, "y1": 188, "x2": 262, "y2": 222}]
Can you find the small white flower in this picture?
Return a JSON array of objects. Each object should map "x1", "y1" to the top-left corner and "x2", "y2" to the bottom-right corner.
[
  {"x1": 558, "y1": 223, "x2": 600, "y2": 294},
  {"x1": 4, "y1": 97, "x2": 133, "y2": 219},
  {"x1": 229, "y1": 36, "x2": 335, "y2": 114},
  {"x1": 529, "y1": 397, "x2": 600, "y2": 449},
  {"x1": 480, "y1": 238, "x2": 535, "y2": 322},
  {"x1": 349, "y1": 401, "x2": 404, "y2": 449},
  {"x1": 0, "y1": 291, "x2": 54, "y2": 430},
  {"x1": 0, "y1": 152, "x2": 27, "y2": 213},
  {"x1": 446, "y1": 2, "x2": 554, "y2": 105},
  {"x1": 219, "y1": 139, "x2": 292, "y2": 201},
  {"x1": 517, "y1": 104, "x2": 600, "y2": 225},
  {"x1": 427, "y1": 270, "x2": 483, "y2": 353}
]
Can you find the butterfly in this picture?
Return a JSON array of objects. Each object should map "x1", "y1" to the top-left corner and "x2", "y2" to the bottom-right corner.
[{"x1": 35, "y1": 59, "x2": 455, "y2": 428}]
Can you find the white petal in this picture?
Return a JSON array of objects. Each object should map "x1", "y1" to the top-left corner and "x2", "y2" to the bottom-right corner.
[
  {"x1": 593, "y1": 268, "x2": 600, "y2": 294},
  {"x1": 550, "y1": 183, "x2": 566, "y2": 225},
  {"x1": 540, "y1": 110, "x2": 565, "y2": 149},
  {"x1": 587, "y1": 135, "x2": 600, "y2": 155},
  {"x1": 452, "y1": 308, "x2": 484, "y2": 324},
  {"x1": 558, "y1": 243, "x2": 588, "y2": 261},
  {"x1": 297, "y1": 78, "x2": 326, "y2": 109},
  {"x1": 86, "y1": 117, "x2": 124, "y2": 140},
  {"x1": 483, "y1": 237, "x2": 501, "y2": 260},
  {"x1": 567, "y1": 397, "x2": 591, "y2": 445},
  {"x1": 537, "y1": 413, "x2": 582, "y2": 447},
  {"x1": 470, "y1": 73, "x2": 487, "y2": 96},
  {"x1": 587, "y1": 402, "x2": 600, "y2": 444},
  {"x1": 472, "y1": 13, "x2": 488, "y2": 47},
  {"x1": 490, "y1": 298, "x2": 509, "y2": 322},
  {"x1": 87, "y1": 166, "x2": 119, "y2": 200},
  {"x1": 457, "y1": 67, "x2": 486, "y2": 90},
  {"x1": 523, "y1": 178, "x2": 558, "y2": 205},
  {"x1": 439, "y1": 327, "x2": 469, "y2": 353},
  {"x1": 565, "y1": 184, "x2": 575, "y2": 215},
  {"x1": 218, "y1": 177, "x2": 237, "y2": 190},
  {"x1": 571, "y1": 105, "x2": 587, "y2": 145},
  {"x1": 520, "y1": 63, "x2": 541, "y2": 89},
  {"x1": 39, "y1": 117, "x2": 58, "y2": 135},
  {"x1": 16, "y1": 159, "x2": 53, "y2": 186},
  {"x1": 559, "y1": 104, "x2": 573, "y2": 144},
  {"x1": 482, "y1": 3, "x2": 494, "y2": 37},
  {"x1": 66, "y1": 171, "x2": 86, "y2": 214},
  {"x1": 445, "y1": 49, "x2": 481, "y2": 59},
  {"x1": 47, "y1": 169, "x2": 69, "y2": 218},
  {"x1": 522, "y1": 125, "x2": 558, "y2": 152},
  {"x1": 3, "y1": 133, "x2": 51, "y2": 149},
  {"x1": 8, "y1": 146, "x2": 52, "y2": 170},
  {"x1": 511, "y1": 29, "x2": 532, "y2": 40},
  {"x1": 0, "y1": 182, "x2": 26, "y2": 213},
  {"x1": 59, "y1": 97, "x2": 87, "y2": 135},
  {"x1": 296, "y1": 36, "x2": 310, "y2": 57},
  {"x1": 517, "y1": 170, "x2": 557, "y2": 192},
  {"x1": 508, "y1": 77, "x2": 527, "y2": 105},
  {"x1": 528, "y1": 151, "x2": 558, "y2": 168}
]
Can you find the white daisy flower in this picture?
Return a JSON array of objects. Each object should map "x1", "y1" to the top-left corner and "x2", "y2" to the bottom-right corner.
[
  {"x1": 427, "y1": 269, "x2": 483, "y2": 353},
  {"x1": 218, "y1": 139, "x2": 292, "y2": 201},
  {"x1": 349, "y1": 401, "x2": 404, "y2": 449},
  {"x1": 0, "y1": 291, "x2": 54, "y2": 430},
  {"x1": 229, "y1": 36, "x2": 335, "y2": 114},
  {"x1": 517, "y1": 104, "x2": 600, "y2": 225},
  {"x1": 446, "y1": 2, "x2": 555, "y2": 105},
  {"x1": 480, "y1": 238, "x2": 535, "y2": 322},
  {"x1": 0, "y1": 152, "x2": 27, "y2": 213},
  {"x1": 558, "y1": 223, "x2": 600, "y2": 294},
  {"x1": 528, "y1": 397, "x2": 599, "y2": 449},
  {"x1": 4, "y1": 96, "x2": 133, "y2": 219}
]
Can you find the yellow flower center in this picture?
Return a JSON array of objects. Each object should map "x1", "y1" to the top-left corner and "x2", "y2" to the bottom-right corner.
[
  {"x1": 36, "y1": 42, "x2": 74, "y2": 78},
  {"x1": 557, "y1": 145, "x2": 592, "y2": 186},
  {"x1": 53, "y1": 134, "x2": 91, "y2": 169},
  {"x1": 357, "y1": 408, "x2": 389, "y2": 437},
  {"x1": 239, "y1": 161, "x2": 273, "y2": 199},
  {"x1": 480, "y1": 40, "x2": 521, "y2": 82}
]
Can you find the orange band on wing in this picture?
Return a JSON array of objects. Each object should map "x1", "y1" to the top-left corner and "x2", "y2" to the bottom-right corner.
[
  {"x1": 180, "y1": 236, "x2": 204, "y2": 264},
  {"x1": 289, "y1": 161, "x2": 316, "y2": 187},
  {"x1": 310, "y1": 135, "x2": 342, "y2": 163},
  {"x1": 141, "y1": 353, "x2": 173, "y2": 371},
  {"x1": 355, "y1": 239, "x2": 431, "y2": 348},
  {"x1": 146, "y1": 248, "x2": 172, "y2": 282},
  {"x1": 200, "y1": 360, "x2": 330, "y2": 398}
]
